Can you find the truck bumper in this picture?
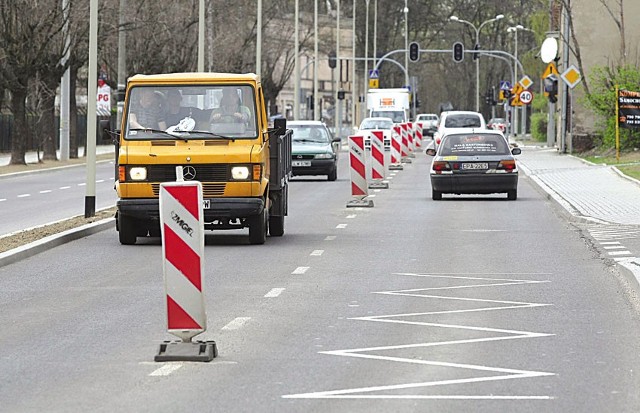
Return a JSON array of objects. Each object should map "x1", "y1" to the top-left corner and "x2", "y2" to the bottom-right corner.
[{"x1": 117, "y1": 197, "x2": 265, "y2": 223}]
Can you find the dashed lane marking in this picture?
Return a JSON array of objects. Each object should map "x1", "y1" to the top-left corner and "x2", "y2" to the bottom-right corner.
[
  {"x1": 39, "y1": 190, "x2": 52, "y2": 194},
  {"x1": 17, "y1": 194, "x2": 30, "y2": 198},
  {"x1": 149, "y1": 363, "x2": 183, "y2": 376},
  {"x1": 292, "y1": 266, "x2": 310, "y2": 275},
  {"x1": 336, "y1": 224, "x2": 348, "y2": 229},
  {"x1": 310, "y1": 250, "x2": 324, "y2": 256},
  {"x1": 221, "y1": 317, "x2": 251, "y2": 331},
  {"x1": 608, "y1": 250, "x2": 632, "y2": 256},
  {"x1": 264, "y1": 288, "x2": 285, "y2": 298},
  {"x1": 325, "y1": 236, "x2": 337, "y2": 241},
  {"x1": 346, "y1": 215, "x2": 356, "y2": 219},
  {"x1": 59, "y1": 186, "x2": 71, "y2": 190}
]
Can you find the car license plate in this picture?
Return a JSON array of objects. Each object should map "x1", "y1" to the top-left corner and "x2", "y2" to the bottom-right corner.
[
  {"x1": 203, "y1": 199, "x2": 211, "y2": 209},
  {"x1": 462, "y1": 162, "x2": 488, "y2": 170},
  {"x1": 292, "y1": 160, "x2": 311, "y2": 167}
]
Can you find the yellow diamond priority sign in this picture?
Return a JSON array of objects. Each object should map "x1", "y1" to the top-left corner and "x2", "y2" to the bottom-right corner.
[
  {"x1": 519, "y1": 75, "x2": 533, "y2": 90},
  {"x1": 560, "y1": 65, "x2": 582, "y2": 89}
]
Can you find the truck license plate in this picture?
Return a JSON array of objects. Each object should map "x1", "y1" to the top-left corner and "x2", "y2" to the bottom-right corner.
[
  {"x1": 203, "y1": 199, "x2": 211, "y2": 209},
  {"x1": 292, "y1": 160, "x2": 311, "y2": 167}
]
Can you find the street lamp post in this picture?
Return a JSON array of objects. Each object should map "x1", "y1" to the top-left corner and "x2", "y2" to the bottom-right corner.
[
  {"x1": 449, "y1": 14, "x2": 504, "y2": 112},
  {"x1": 404, "y1": 1, "x2": 409, "y2": 88},
  {"x1": 363, "y1": 0, "x2": 370, "y2": 122}
]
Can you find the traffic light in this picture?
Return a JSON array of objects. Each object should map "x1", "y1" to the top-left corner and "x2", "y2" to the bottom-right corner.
[
  {"x1": 409, "y1": 42, "x2": 420, "y2": 62},
  {"x1": 452, "y1": 42, "x2": 464, "y2": 63},
  {"x1": 543, "y1": 74, "x2": 558, "y2": 103},
  {"x1": 473, "y1": 44, "x2": 480, "y2": 60},
  {"x1": 328, "y1": 52, "x2": 336, "y2": 69}
]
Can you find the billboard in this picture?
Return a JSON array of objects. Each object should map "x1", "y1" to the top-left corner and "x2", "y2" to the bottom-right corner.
[{"x1": 617, "y1": 89, "x2": 640, "y2": 128}]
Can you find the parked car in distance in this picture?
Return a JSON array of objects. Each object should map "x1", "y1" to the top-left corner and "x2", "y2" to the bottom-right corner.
[
  {"x1": 433, "y1": 111, "x2": 487, "y2": 147},
  {"x1": 415, "y1": 113, "x2": 439, "y2": 137},
  {"x1": 487, "y1": 117, "x2": 508, "y2": 133},
  {"x1": 288, "y1": 120, "x2": 340, "y2": 181},
  {"x1": 426, "y1": 130, "x2": 521, "y2": 201}
]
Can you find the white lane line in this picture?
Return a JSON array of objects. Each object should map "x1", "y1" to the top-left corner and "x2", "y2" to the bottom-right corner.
[
  {"x1": 59, "y1": 186, "x2": 71, "y2": 190},
  {"x1": 39, "y1": 190, "x2": 52, "y2": 194},
  {"x1": 264, "y1": 288, "x2": 285, "y2": 298},
  {"x1": 221, "y1": 317, "x2": 251, "y2": 331},
  {"x1": 608, "y1": 250, "x2": 632, "y2": 256},
  {"x1": 336, "y1": 224, "x2": 347, "y2": 229},
  {"x1": 346, "y1": 214, "x2": 357, "y2": 219},
  {"x1": 600, "y1": 241, "x2": 621, "y2": 245},
  {"x1": 78, "y1": 183, "x2": 86, "y2": 186},
  {"x1": 603, "y1": 246, "x2": 627, "y2": 250},
  {"x1": 310, "y1": 250, "x2": 324, "y2": 256},
  {"x1": 324, "y1": 236, "x2": 337, "y2": 241},
  {"x1": 96, "y1": 179, "x2": 105, "y2": 183},
  {"x1": 292, "y1": 266, "x2": 310, "y2": 275},
  {"x1": 149, "y1": 363, "x2": 183, "y2": 376},
  {"x1": 17, "y1": 194, "x2": 31, "y2": 198},
  {"x1": 0, "y1": 199, "x2": 6, "y2": 202}
]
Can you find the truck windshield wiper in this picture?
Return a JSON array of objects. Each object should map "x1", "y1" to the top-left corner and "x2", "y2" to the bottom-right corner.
[{"x1": 129, "y1": 128, "x2": 235, "y2": 141}]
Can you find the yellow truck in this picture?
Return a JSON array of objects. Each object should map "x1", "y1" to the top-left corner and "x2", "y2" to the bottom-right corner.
[{"x1": 107, "y1": 73, "x2": 291, "y2": 245}]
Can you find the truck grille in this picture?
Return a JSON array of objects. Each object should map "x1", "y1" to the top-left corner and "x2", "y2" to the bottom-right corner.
[
  {"x1": 146, "y1": 165, "x2": 229, "y2": 182},
  {"x1": 152, "y1": 183, "x2": 226, "y2": 196}
]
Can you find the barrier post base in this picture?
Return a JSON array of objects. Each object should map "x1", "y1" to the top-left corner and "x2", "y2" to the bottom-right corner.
[
  {"x1": 389, "y1": 164, "x2": 404, "y2": 171},
  {"x1": 346, "y1": 198, "x2": 374, "y2": 208},
  {"x1": 155, "y1": 340, "x2": 218, "y2": 362},
  {"x1": 368, "y1": 181, "x2": 389, "y2": 189}
]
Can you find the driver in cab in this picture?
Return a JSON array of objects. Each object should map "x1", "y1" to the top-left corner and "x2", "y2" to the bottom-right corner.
[{"x1": 210, "y1": 89, "x2": 251, "y2": 124}]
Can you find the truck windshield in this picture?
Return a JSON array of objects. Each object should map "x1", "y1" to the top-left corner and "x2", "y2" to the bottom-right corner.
[
  {"x1": 124, "y1": 85, "x2": 258, "y2": 140},
  {"x1": 370, "y1": 110, "x2": 405, "y2": 123}
]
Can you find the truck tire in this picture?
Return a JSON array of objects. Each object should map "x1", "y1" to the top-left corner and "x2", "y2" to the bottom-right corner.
[
  {"x1": 432, "y1": 190, "x2": 442, "y2": 201},
  {"x1": 507, "y1": 189, "x2": 517, "y2": 200},
  {"x1": 269, "y1": 215, "x2": 285, "y2": 237},
  {"x1": 248, "y1": 208, "x2": 267, "y2": 245},
  {"x1": 118, "y1": 214, "x2": 137, "y2": 245}
]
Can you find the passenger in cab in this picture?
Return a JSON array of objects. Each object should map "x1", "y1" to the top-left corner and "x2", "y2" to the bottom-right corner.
[
  {"x1": 129, "y1": 88, "x2": 166, "y2": 130},
  {"x1": 210, "y1": 88, "x2": 251, "y2": 124}
]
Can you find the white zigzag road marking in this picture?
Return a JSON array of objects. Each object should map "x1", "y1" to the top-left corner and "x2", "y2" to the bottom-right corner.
[{"x1": 283, "y1": 273, "x2": 555, "y2": 400}]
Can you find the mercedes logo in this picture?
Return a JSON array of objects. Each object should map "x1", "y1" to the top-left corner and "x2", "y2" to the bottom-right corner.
[{"x1": 183, "y1": 165, "x2": 196, "y2": 181}]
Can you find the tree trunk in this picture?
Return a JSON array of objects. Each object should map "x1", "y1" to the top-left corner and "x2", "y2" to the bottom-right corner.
[
  {"x1": 9, "y1": 87, "x2": 28, "y2": 165},
  {"x1": 41, "y1": 84, "x2": 58, "y2": 161},
  {"x1": 69, "y1": 67, "x2": 78, "y2": 159}
]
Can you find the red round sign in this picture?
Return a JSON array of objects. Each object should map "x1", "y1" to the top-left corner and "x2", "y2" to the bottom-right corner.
[{"x1": 519, "y1": 90, "x2": 533, "y2": 104}]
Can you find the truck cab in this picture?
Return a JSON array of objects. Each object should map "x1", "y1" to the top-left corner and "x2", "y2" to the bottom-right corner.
[{"x1": 110, "y1": 73, "x2": 291, "y2": 245}]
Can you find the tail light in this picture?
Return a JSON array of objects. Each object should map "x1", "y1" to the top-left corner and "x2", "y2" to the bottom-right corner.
[
  {"x1": 498, "y1": 160, "x2": 516, "y2": 172},
  {"x1": 432, "y1": 161, "x2": 451, "y2": 174}
]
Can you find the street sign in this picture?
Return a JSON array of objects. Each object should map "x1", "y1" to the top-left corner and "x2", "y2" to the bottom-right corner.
[
  {"x1": 519, "y1": 75, "x2": 533, "y2": 90},
  {"x1": 369, "y1": 78, "x2": 379, "y2": 89},
  {"x1": 561, "y1": 65, "x2": 582, "y2": 89},
  {"x1": 510, "y1": 83, "x2": 524, "y2": 106},
  {"x1": 499, "y1": 81, "x2": 511, "y2": 91},
  {"x1": 519, "y1": 90, "x2": 533, "y2": 105},
  {"x1": 541, "y1": 62, "x2": 559, "y2": 79},
  {"x1": 369, "y1": 69, "x2": 379, "y2": 79}
]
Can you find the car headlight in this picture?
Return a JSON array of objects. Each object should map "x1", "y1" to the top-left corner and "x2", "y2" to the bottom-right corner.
[
  {"x1": 231, "y1": 166, "x2": 250, "y2": 180},
  {"x1": 129, "y1": 167, "x2": 147, "y2": 181},
  {"x1": 314, "y1": 153, "x2": 334, "y2": 159}
]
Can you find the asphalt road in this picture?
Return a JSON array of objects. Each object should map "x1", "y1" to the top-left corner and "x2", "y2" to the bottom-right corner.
[
  {"x1": 1, "y1": 149, "x2": 640, "y2": 412},
  {"x1": 0, "y1": 161, "x2": 117, "y2": 236}
]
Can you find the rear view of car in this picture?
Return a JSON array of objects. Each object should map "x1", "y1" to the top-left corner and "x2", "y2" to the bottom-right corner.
[
  {"x1": 487, "y1": 118, "x2": 508, "y2": 133},
  {"x1": 426, "y1": 131, "x2": 520, "y2": 200},
  {"x1": 416, "y1": 113, "x2": 439, "y2": 137},
  {"x1": 289, "y1": 121, "x2": 340, "y2": 181}
]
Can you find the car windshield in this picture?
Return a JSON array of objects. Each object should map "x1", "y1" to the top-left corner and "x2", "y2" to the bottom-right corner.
[
  {"x1": 359, "y1": 119, "x2": 393, "y2": 130},
  {"x1": 124, "y1": 84, "x2": 258, "y2": 140},
  {"x1": 440, "y1": 134, "x2": 510, "y2": 156},
  {"x1": 289, "y1": 125, "x2": 330, "y2": 143},
  {"x1": 444, "y1": 114, "x2": 482, "y2": 128}
]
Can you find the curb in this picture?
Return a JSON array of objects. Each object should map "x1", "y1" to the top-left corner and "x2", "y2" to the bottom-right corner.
[{"x1": 0, "y1": 218, "x2": 115, "y2": 268}]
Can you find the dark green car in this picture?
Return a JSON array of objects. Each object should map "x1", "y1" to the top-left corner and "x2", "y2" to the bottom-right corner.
[{"x1": 288, "y1": 121, "x2": 341, "y2": 181}]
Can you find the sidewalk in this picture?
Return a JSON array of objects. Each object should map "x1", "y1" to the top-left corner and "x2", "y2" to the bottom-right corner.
[
  {"x1": 515, "y1": 138, "x2": 640, "y2": 226},
  {"x1": 0, "y1": 145, "x2": 115, "y2": 168}
]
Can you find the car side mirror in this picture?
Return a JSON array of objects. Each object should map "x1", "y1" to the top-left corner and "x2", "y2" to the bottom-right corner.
[
  {"x1": 425, "y1": 148, "x2": 436, "y2": 156},
  {"x1": 511, "y1": 147, "x2": 522, "y2": 155},
  {"x1": 332, "y1": 137, "x2": 341, "y2": 143}
]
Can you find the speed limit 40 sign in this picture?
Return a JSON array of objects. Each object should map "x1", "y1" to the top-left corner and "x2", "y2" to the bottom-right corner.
[{"x1": 519, "y1": 90, "x2": 533, "y2": 105}]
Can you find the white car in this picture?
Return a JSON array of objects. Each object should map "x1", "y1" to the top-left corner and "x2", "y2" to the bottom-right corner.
[
  {"x1": 357, "y1": 117, "x2": 401, "y2": 147},
  {"x1": 415, "y1": 113, "x2": 439, "y2": 137},
  {"x1": 433, "y1": 111, "x2": 487, "y2": 147}
]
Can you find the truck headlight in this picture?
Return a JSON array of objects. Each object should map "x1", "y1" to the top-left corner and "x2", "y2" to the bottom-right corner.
[
  {"x1": 129, "y1": 167, "x2": 147, "y2": 181},
  {"x1": 314, "y1": 153, "x2": 334, "y2": 159},
  {"x1": 231, "y1": 166, "x2": 250, "y2": 180}
]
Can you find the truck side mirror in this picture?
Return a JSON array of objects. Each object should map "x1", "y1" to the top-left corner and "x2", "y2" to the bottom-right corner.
[{"x1": 274, "y1": 117, "x2": 287, "y2": 136}]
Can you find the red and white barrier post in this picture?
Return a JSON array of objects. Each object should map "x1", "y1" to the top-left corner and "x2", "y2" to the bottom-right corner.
[
  {"x1": 400, "y1": 123, "x2": 412, "y2": 163},
  {"x1": 406, "y1": 122, "x2": 416, "y2": 157},
  {"x1": 389, "y1": 125, "x2": 404, "y2": 170},
  {"x1": 347, "y1": 136, "x2": 374, "y2": 207},
  {"x1": 155, "y1": 170, "x2": 217, "y2": 362},
  {"x1": 368, "y1": 130, "x2": 389, "y2": 189},
  {"x1": 414, "y1": 122, "x2": 423, "y2": 148}
]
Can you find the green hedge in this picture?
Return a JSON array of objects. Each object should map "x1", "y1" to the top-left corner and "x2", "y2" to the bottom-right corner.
[{"x1": 531, "y1": 112, "x2": 548, "y2": 142}]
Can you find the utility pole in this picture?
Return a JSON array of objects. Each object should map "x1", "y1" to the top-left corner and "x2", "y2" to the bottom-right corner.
[{"x1": 116, "y1": 0, "x2": 127, "y2": 127}]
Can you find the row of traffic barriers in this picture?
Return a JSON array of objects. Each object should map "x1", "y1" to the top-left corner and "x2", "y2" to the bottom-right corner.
[{"x1": 347, "y1": 122, "x2": 424, "y2": 208}]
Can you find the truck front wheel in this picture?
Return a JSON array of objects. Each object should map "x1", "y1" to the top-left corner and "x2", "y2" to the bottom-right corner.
[
  {"x1": 248, "y1": 208, "x2": 267, "y2": 245},
  {"x1": 118, "y1": 213, "x2": 138, "y2": 245}
]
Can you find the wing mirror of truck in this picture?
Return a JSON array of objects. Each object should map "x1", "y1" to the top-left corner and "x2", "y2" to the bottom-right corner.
[
  {"x1": 273, "y1": 117, "x2": 287, "y2": 136},
  {"x1": 99, "y1": 119, "x2": 120, "y2": 145}
]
